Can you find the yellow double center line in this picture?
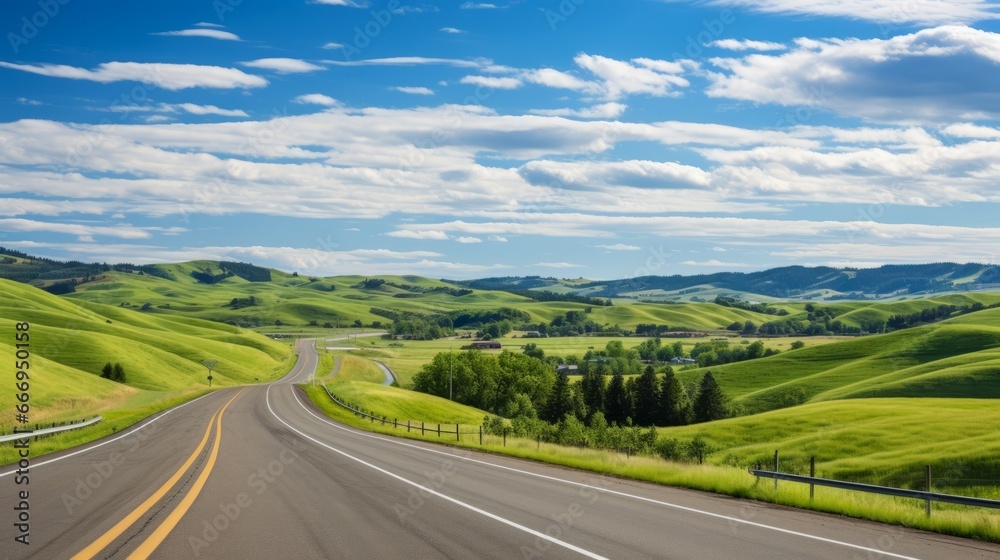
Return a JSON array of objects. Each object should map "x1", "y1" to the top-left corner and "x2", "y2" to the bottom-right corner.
[{"x1": 72, "y1": 389, "x2": 244, "y2": 560}]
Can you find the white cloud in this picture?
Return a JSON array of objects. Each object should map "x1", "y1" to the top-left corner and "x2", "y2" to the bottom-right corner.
[
  {"x1": 441, "y1": 27, "x2": 465, "y2": 34},
  {"x1": 695, "y1": 0, "x2": 1000, "y2": 24},
  {"x1": 596, "y1": 243, "x2": 641, "y2": 251},
  {"x1": 394, "y1": 86, "x2": 435, "y2": 95},
  {"x1": 0, "y1": 218, "x2": 154, "y2": 239},
  {"x1": 325, "y1": 57, "x2": 485, "y2": 68},
  {"x1": 321, "y1": 42, "x2": 345, "y2": 49},
  {"x1": 175, "y1": 103, "x2": 248, "y2": 117},
  {"x1": 145, "y1": 115, "x2": 172, "y2": 123},
  {"x1": 460, "y1": 75, "x2": 523, "y2": 89},
  {"x1": 707, "y1": 25, "x2": 1000, "y2": 123},
  {"x1": 942, "y1": 123, "x2": 1000, "y2": 139},
  {"x1": 194, "y1": 22, "x2": 225, "y2": 28},
  {"x1": 386, "y1": 229, "x2": 450, "y2": 240},
  {"x1": 530, "y1": 102, "x2": 627, "y2": 119},
  {"x1": 311, "y1": 0, "x2": 368, "y2": 6},
  {"x1": 293, "y1": 93, "x2": 340, "y2": 106},
  {"x1": 17, "y1": 97, "x2": 42, "y2": 105},
  {"x1": 574, "y1": 54, "x2": 692, "y2": 99},
  {"x1": 455, "y1": 236, "x2": 483, "y2": 243},
  {"x1": 489, "y1": 235, "x2": 508, "y2": 242},
  {"x1": 461, "y1": 2, "x2": 498, "y2": 8},
  {"x1": 681, "y1": 259, "x2": 753, "y2": 267},
  {"x1": 154, "y1": 29, "x2": 241, "y2": 41},
  {"x1": 521, "y1": 68, "x2": 602, "y2": 95},
  {"x1": 0, "y1": 61, "x2": 267, "y2": 90},
  {"x1": 241, "y1": 58, "x2": 325, "y2": 74},
  {"x1": 710, "y1": 39, "x2": 786, "y2": 51},
  {"x1": 534, "y1": 262, "x2": 583, "y2": 268}
]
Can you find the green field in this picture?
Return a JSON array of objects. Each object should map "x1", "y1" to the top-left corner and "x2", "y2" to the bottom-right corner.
[
  {"x1": 0, "y1": 278, "x2": 294, "y2": 462},
  {"x1": 670, "y1": 313, "x2": 1000, "y2": 414},
  {"x1": 660, "y1": 398, "x2": 1000, "y2": 493}
]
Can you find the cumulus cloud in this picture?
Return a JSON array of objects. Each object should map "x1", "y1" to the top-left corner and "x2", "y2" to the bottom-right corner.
[
  {"x1": 441, "y1": 27, "x2": 465, "y2": 34},
  {"x1": 460, "y1": 75, "x2": 523, "y2": 89},
  {"x1": 293, "y1": 93, "x2": 340, "y2": 106},
  {"x1": 710, "y1": 38, "x2": 786, "y2": 51},
  {"x1": 707, "y1": 25, "x2": 1000, "y2": 123},
  {"x1": 394, "y1": 86, "x2": 434, "y2": 95},
  {"x1": 0, "y1": 61, "x2": 267, "y2": 90},
  {"x1": 455, "y1": 236, "x2": 483, "y2": 243},
  {"x1": 530, "y1": 103, "x2": 627, "y2": 119}
]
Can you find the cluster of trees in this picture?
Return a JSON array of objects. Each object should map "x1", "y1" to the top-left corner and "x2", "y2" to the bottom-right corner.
[
  {"x1": 885, "y1": 303, "x2": 996, "y2": 331},
  {"x1": 226, "y1": 296, "x2": 260, "y2": 309},
  {"x1": 357, "y1": 278, "x2": 386, "y2": 289},
  {"x1": 99, "y1": 362, "x2": 127, "y2": 383},
  {"x1": 217, "y1": 261, "x2": 271, "y2": 282},
  {"x1": 713, "y1": 296, "x2": 790, "y2": 316},
  {"x1": 413, "y1": 347, "x2": 731, "y2": 430},
  {"x1": 689, "y1": 340, "x2": 779, "y2": 367},
  {"x1": 521, "y1": 310, "x2": 625, "y2": 337},
  {"x1": 383, "y1": 281, "x2": 473, "y2": 297},
  {"x1": 190, "y1": 268, "x2": 232, "y2": 285},
  {"x1": 509, "y1": 290, "x2": 612, "y2": 307},
  {"x1": 412, "y1": 350, "x2": 555, "y2": 416}
]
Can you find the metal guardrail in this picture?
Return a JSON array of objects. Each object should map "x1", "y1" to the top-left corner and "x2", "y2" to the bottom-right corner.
[
  {"x1": 751, "y1": 470, "x2": 1000, "y2": 510},
  {"x1": 0, "y1": 416, "x2": 103, "y2": 443}
]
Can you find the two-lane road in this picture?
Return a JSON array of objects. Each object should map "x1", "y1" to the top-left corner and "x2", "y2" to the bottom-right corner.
[{"x1": 3, "y1": 339, "x2": 999, "y2": 559}]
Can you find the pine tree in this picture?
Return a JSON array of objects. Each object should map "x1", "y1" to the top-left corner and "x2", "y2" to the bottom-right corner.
[
  {"x1": 693, "y1": 371, "x2": 728, "y2": 423},
  {"x1": 543, "y1": 370, "x2": 573, "y2": 423},
  {"x1": 580, "y1": 365, "x2": 606, "y2": 421},
  {"x1": 112, "y1": 363, "x2": 126, "y2": 383},
  {"x1": 657, "y1": 367, "x2": 689, "y2": 426},
  {"x1": 633, "y1": 365, "x2": 659, "y2": 426},
  {"x1": 101, "y1": 362, "x2": 113, "y2": 379},
  {"x1": 605, "y1": 370, "x2": 630, "y2": 426}
]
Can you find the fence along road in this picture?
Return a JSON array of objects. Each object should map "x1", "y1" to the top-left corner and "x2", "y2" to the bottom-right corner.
[{"x1": 2, "y1": 339, "x2": 999, "y2": 559}]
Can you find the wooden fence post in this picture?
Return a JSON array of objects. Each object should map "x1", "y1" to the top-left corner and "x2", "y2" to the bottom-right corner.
[{"x1": 926, "y1": 465, "x2": 932, "y2": 517}]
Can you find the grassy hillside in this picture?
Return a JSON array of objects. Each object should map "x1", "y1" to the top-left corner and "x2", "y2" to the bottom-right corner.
[
  {"x1": 662, "y1": 399, "x2": 1000, "y2": 493},
  {"x1": 64, "y1": 263, "x2": 785, "y2": 332},
  {"x1": 0, "y1": 279, "x2": 294, "y2": 436},
  {"x1": 674, "y1": 310, "x2": 1000, "y2": 414}
]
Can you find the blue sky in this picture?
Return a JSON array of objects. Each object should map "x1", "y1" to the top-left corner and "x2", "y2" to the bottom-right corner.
[{"x1": 2, "y1": 0, "x2": 1000, "y2": 279}]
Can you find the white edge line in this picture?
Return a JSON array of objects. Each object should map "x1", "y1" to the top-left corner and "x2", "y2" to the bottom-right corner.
[
  {"x1": 0, "y1": 392, "x2": 215, "y2": 478},
  {"x1": 266, "y1": 385, "x2": 608, "y2": 560},
  {"x1": 288, "y1": 385, "x2": 922, "y2": 560}
]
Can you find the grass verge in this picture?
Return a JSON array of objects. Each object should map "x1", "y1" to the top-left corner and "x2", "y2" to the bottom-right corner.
[{"x1": 303, "y1": 384, "x2": 1000, "y2": 543}]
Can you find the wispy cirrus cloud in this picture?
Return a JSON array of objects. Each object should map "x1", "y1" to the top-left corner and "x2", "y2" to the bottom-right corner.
[
  {"x1": 0, "y1": 61, "x2": 267, "y2": 90},
  {"x1": 692, "y1": 0, "x2": 1000, "y2": 24},
  {"x1": 153, "y1": 28, "x2": 242, "y2": 41},
  {"x1": 241, "y1": 58, "x2": 325, "y2": 74}
]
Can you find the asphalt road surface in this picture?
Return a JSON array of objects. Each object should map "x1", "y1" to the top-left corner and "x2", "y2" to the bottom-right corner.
[{"x1": 3, "y1": 339, "x2": 1000, "y2": 559}]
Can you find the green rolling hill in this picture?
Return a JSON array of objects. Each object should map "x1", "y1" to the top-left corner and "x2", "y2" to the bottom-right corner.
[{"x1": 0, "y1": 278, "x2": 294, "y2": 433}]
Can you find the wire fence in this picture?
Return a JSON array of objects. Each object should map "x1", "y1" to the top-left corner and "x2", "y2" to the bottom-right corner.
[{"x1": 322, "y1": 385, "x2": 483, "y2": 442}]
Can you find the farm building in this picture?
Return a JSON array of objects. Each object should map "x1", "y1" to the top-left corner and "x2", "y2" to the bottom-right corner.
[{"x1": 469, "y1": 341, "x2": 502, "y2": 349}]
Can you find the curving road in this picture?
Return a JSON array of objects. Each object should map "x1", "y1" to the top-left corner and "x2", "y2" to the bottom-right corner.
[{"x1": 3, "y1": 339, "x2": 999, "y2": 559}]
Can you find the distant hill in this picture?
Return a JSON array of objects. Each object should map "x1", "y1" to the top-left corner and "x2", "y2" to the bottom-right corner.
[{"x1": 454, "y1": 263, "x2": 1000, "y2": 301}]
